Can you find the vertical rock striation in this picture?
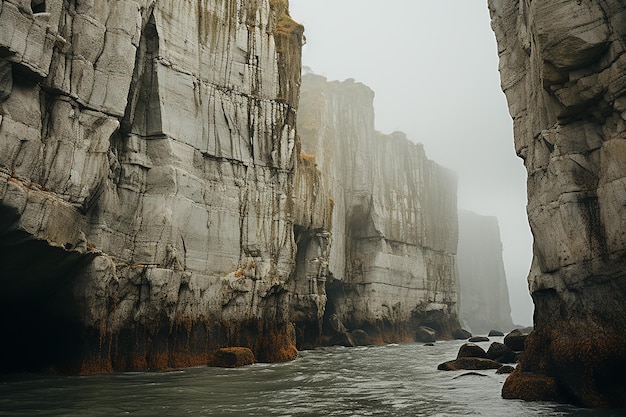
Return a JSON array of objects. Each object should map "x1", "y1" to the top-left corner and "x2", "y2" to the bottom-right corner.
[
  {"x1": 0, "y1": 0, "x2": 328, "y2": 373},
  {"x1": 456, "y1": 210, "x2": 514, "y2": 335},
  {"x1": 489, "y1": 0, "x2": 626, "y2": 407},
  {"x1": 297, "y1": 74, "x2": 460, "y2": 343}
]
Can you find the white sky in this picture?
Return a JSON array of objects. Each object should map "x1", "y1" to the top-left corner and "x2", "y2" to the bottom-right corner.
[{"x1": 290, "y1": 0, "x2": 533, "y2": 326}]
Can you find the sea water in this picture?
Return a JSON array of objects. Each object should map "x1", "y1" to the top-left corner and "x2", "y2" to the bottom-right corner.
[{"x1": 0, "y1": 338, "x2": 622, "y2": 416}]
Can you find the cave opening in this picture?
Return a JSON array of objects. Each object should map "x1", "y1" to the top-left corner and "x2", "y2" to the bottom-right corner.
[{"x1": 0, "y1": 229, "x2": 89, "y2": 374}]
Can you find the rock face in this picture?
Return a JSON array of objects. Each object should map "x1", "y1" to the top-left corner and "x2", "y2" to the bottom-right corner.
[
  {"x1": 0, "y1": 0, "x2": 322, "y2": 373},
  {"x1": 0, "y1": 0, "x2": 460, "y2": 374},
  {"x1": 489, "y1": 0, "x2": 626, "y2": 407},
  {"x1": 297, "y1": 74, "x2": 460, "y2": 343},
  {"x1": 456, "y1": 210, "x2": 514, "y2": 335}
]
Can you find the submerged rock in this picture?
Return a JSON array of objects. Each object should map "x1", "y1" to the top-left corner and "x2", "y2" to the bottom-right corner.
[
  {"x1": 488, "y1": 330, "x2": 504, "y2": 337},
  {"x1": 468, "y1": 336, "x2": 490, "y2": 343},
  {"x1": 438, "y1": 358, "x2": 502, "y2": 371},
  {"x1": 496, "y1": 365, "x2": 516, "y2": 375}
]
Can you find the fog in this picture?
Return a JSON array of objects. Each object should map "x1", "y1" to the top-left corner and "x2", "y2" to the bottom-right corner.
[{"x1": 290, "y1": 0, "x2": 533, "y2": 326}]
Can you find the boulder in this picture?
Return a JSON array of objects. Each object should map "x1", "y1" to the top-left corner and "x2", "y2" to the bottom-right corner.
[
  {"x1": 504, "y1": 330, "x2": 527, "y2": 352},
  {"x1": 496, "y1": 365, "x2": 516, "y2": 374},
  {"x1": 488, "y1": 330, "x2": 504, "y2": 337},
  {"x1": 438, "y1": 357, "x2": 502, "y2": 371},
  {"x1": 211, "y1": 347, "x2": 256, "y2": 368},
  {"x1": 331, "y1": 332, "x2": 356, "y2": 347},
  {"x1": 486, "y1": 342, "x2": 517, "y2": 364},
  {"x1": 468, "y1": 336, "x2": 490, "y2": 343},
  {"x1": 457, "y1": 343, "x2": 487, "y2": 359},
  {"x1": 416, "y1": 326, "x2": 437, "y2": 343},
  {"x1": 453, "y1": 328, "x2": 472, "y2": 340},
  {"x1": 502, "y1": 368, "x2": 565, "y2": 403},
  {"x1": 351, "y1": 329, "x2": 372, "y2": 346}
]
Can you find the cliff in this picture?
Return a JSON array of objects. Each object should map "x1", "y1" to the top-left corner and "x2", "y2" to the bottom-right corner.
[
  {"x1": 0, "y1": 0, "x2": 460, "y2": 374},
  {"x1": 0, "y1": 0, "x2": 325, "y2": 373},
  {"x1": 489, "y1": 0, "x2": 626, "y2": 407},
  {"x1": 456, "y1": 210, "x2": 514, "y2": 335},
  {"x1": 297, "y1": 74, "x2": 460, "y2": 343}
]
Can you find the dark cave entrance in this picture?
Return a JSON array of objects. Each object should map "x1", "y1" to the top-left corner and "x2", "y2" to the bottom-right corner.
[{"x1": 0, "y1": 229, "x2": 89, "y2": 374}]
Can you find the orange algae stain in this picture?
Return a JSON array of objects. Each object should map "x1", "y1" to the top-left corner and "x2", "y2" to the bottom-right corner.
[{"x1": 78, "y1": 356, "x2": 113, "y2": 376}]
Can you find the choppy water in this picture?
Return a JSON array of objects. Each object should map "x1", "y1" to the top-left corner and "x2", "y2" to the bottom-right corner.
[{"x1": 1, "y1": 339, "x2": 623, "y2": 416}]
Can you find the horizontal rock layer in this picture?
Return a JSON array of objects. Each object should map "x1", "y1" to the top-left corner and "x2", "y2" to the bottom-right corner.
[{"x1": 489, "y1": 0, "x2": 626, "y2": 407}]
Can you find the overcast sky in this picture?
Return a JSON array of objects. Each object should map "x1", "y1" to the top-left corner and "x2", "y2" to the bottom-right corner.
[{"x1": 289, "y1": 0, "x2": 533, "y2": 326}]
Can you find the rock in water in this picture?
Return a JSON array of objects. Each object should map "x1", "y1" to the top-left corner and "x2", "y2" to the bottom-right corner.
[
  {"x1": 486, "y1": 342, "x2": 517, "y2": 364},
  {"x1": 503, "y1": 330, "x2": 527, "y2": 352},
  {"x1": 489, "y1": 0, "x2": 626, "y2": 407},
  {"x1": 438, "y1": 358, "x2": 502, "y2": 371},
  {"x1": 453, "y1": 328, "x2": 473, "y2": 340},
  {"x1": 457, "y1": 343, "x2": 488, "y2": 359},
  {"x1": 211, "y1": 348, "x2": 256, "y2": 368},
  {"x1": 468, "y1": 336, "x2": 490, "y2": 343}
]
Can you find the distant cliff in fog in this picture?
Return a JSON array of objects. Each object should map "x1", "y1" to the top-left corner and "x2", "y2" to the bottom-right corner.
[{"x1": 456, "y1": 210, "x2": 514, "y2": 335}]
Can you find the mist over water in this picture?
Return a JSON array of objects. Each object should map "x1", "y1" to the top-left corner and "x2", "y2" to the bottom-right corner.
[{"x1": 1, "y1": 341, "x2": 617, "y2": 416}]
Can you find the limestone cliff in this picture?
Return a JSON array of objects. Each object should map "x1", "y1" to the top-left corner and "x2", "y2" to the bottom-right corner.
[
  {"x1": 489, "y1": 0, "x2": 626, "y2": 407},
  {"x1": 297, "y1": 74, "x2": 460, "y2": 343},
  {"x1": 0, "y1": 0, "x2": 327, "y2": 373},
  {"x1": 457, "y1": 210, "x2": 514, "y2": 335}
]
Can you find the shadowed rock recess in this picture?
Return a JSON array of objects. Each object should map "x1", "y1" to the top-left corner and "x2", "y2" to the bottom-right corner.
[
  {"x1": 489, "y1": 0, "x2": 626, "y2": 407},
  {"x1": 0, "y1": 0, "x2": 460, "y2": 374}
]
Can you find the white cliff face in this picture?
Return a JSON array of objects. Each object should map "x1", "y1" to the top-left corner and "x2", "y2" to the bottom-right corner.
[
  {"x1": 456, "y1": 210, "x2": 514, "y2": 335},
  {"x1": 489, "y1": 0, "x2": 626, "y2": 407},
  {"x1": 0, "y1": 0, "x2": 320, "y2": 373},
  {"x1": 298, "y1": 74, "x2": 460, "y2": 341}
]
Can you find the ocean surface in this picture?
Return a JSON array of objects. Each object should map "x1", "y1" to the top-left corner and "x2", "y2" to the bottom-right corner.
[{"x1": 1, "y1": 338, "x2": 623, "y2": 416}]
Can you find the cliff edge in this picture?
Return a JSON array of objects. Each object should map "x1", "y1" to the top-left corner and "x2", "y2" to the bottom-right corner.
[{"x1": 489, "y1": 0, "x2": 626, "y2": 407}]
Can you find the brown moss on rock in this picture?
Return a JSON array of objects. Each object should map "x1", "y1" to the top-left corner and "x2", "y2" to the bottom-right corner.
[{"x1": 211, "y1": 347, "x2": 256, "y2": 368}]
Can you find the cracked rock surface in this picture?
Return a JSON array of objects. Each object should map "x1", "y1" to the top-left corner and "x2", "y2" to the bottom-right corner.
[{"x1": 489, "y1": 0, "x2": 626, "y2": 407}]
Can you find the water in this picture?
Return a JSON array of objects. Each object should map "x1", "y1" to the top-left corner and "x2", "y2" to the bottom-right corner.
[{"x1": 0, "y1": 339, "x2": 622, "y2": 416}]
